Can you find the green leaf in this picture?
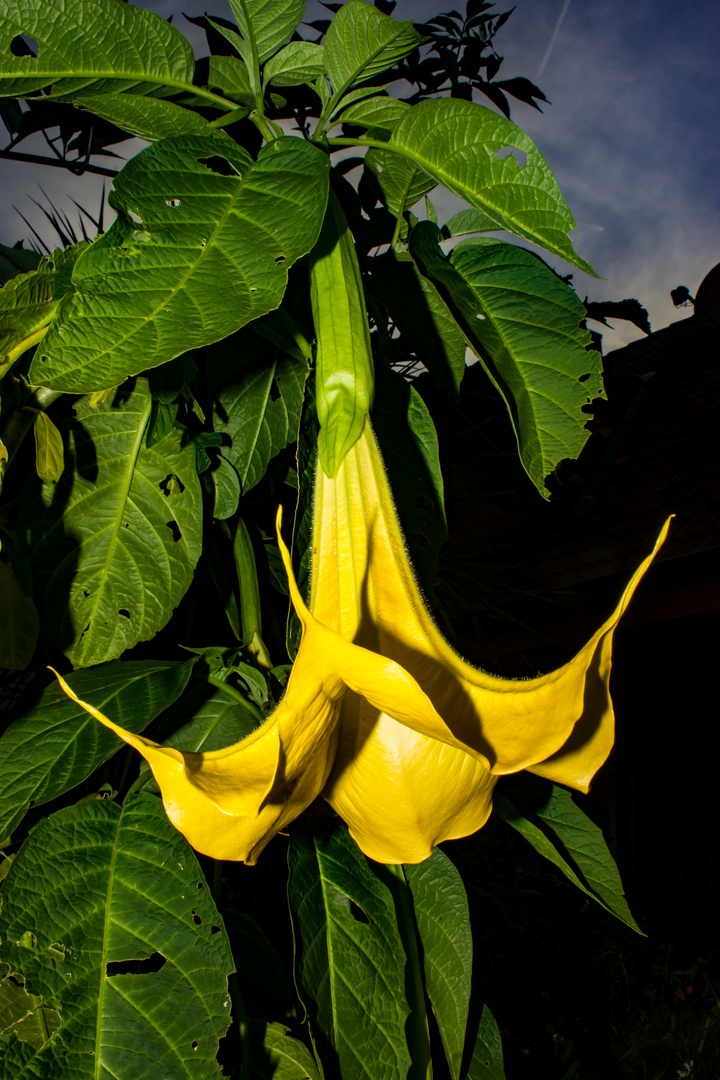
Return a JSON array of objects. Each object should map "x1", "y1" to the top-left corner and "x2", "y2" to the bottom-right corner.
[
  {"x1": 229, "y1": 0, "x2": 306, "y2": 65},
  {"x1": 405, "y1": 850, "x2": 472, "y2": 1080},
  {"x1": 211, "y1": 455, "x2": 241, "y2": 520},
  {"x1": 372, "y1": 367, "x2": 448, "y2": 591},
  {"x1": 31, "y1": 411, "x2": 64, "y2": 482},
  {"x1": 324, "y1": 1, "x2": 423, "y2": 97},
  {"x1": 288, "y1": 820, "x2": 412, "y2": 1080},
  {"x1": 0, "y1": 967, "x2": 61, "y2": 1051},
  {"x1": 0, "y1": 244, "x2": 86, "y2": 376},
  {"x1": 264, "y1": 42, "x2": 325, "y2": 87},
  {"x1": 0, "y1": 658, "x2": 195, "y2": 841},
  {"x1": 161, "y1": 680, "x2": 261, "y2": 753},
  {"x1": 365, "y1": 141, "x2": 438, "y2": 219},
  {"x1": 206, "y1": 54, "x2": 254, "y2": 102},
  {"x1": 380, "y1": 99, "x2": 595, "y2": 273},
  {"x1": 0, "y1": 794, "x2": 234, "y2": 1078},
  {"x1": 0, "y1": 243, "x2": 41, "y2": 285},
  {"x1": 211, "y1": 335, "x2": 309, "y2": 494},
  {"x1": 19, "y1": 379, "x2": 203, "y2": 666},
  {"x1": 0, "y1": 0, "x2": 195, "y2": 101},
  {"x1": 0, "y1": 561, "x2": 39, "y2": 672},
  {"x1": 368, "y1": 251, "x2": 466, "y2": 397},
  {"x1": 410, "y1": 225, "x2": 600, "y2": 495},
  {"x1": 75, "y1": 92, "x2": 212, "y2": 140},
  {"x1": 442, "y1": 208, "x2": 501, "y2": 237},
  {"x1": 494, "y1": 781, "x2": 641, "y2": 931},
  {"x1": 337, "y1": 95, "x2": 409, "y2": 131},
  {"x1": 465, "y1": 1001, "x2": 506, "y2": 1080},
  {"x1": 247, "y1": 1020, "x2": 321, "y2": 1079},
  {"x1": 30, "y1": 135, "x2": 329, "y2": 393}
]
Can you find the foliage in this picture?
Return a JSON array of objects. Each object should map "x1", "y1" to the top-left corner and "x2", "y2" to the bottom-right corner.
[{"x1": 0, "y1": 2, "x2": 655, "y2": 1077}]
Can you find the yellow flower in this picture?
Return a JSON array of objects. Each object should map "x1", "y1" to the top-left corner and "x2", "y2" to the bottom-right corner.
[{"x1": 53, "y1": 423, "x2": 668, "y2": 866}]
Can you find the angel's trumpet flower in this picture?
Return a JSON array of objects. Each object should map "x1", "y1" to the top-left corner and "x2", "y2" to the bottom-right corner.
[{"x1": 54, "y1": 425, "x2": 668, "y2": 865}]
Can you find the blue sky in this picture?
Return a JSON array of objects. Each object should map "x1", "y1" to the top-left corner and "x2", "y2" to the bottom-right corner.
[{"x1": 2, "y1": 0, "x2": 718, "y2": 349}]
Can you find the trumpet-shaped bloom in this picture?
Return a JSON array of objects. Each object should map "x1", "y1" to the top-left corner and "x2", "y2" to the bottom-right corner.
[{"x1": 55, "y1": 425, "x2": 669, "y2": 865}]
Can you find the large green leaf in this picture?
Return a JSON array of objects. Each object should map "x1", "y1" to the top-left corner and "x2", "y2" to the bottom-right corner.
[
  {"x1": 495, "y1": 781, "x2": 641, "y2": 932},
  {"x1": 0, "y1": 0, "x2": 195, "y2": 100},
  {"x1": 324, "y1": 1, "x2": 423, "y2": 98},
  {"x1": 405, "y1": 850, "x2": 472, "y2": 1080},
  {"x1": 409, "y1": 224, "x2": 600, "y2": 496},
  {"x1": 19, "y1": 379, "x2": 203, "y2": 667},
  {"x1": 75, "y1": 93, "x2": 213, "y2": 141},
  {"x1": 264, "y1": 42, "x2": 325, "y2": 87},
  {"x1": 365, "y1": 142, "x2": 438, "y2": 220},
  {"x1": 368, "y1": 251, "x2": 466, "y2": 397},
  {"x1": 0, "y1": 795, "x2": 235, "y2": 1078},
  {"x1": 287, "y1": 820, "x2": 412, "y2": 1080},
  {"x1": 211, "y1": 334, "x2": 309, "y2": 494},
  {"x1": 375, "y1": 99, "x2": 595, "y2": 273},
  {"x1": 0, "y1": 658, "x2": 195, "y2": 842},
  {"x1": 247, "y1": 1021, "x2": 321, "y2": 1079},
  {"x1": 229, "y1": 0, "x2": 307, "y2": 65},
  {"x1": 29, "y1": 135, "x2": 329, "y2": 393},
  {"x1": 0, "y1": 244, "x2": 86, "y2": 377}
]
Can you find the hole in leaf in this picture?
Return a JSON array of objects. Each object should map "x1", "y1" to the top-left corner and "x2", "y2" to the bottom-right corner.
[
  {"x1": 274, "y1": 255, "x2": 286, "y2": 264},
  {"x1": 166, "y1": 520, "x2": 182, "y2": 543},
  {"x1": 578, "y1": 372, "x2": 591, "y2": 382},
  {"x1": 269, "y1": 380, "x2": 281, "y2": 402},
  {"x1": 127, "y1": 211, "x2": 143, "y2": 226},
  {"x1": 160, "y1": 473, "x2": 184, "y2": 497},
  {"x1": 198, "y1": 155, "x2": 236, "y2": 176},
  {"x1": 349, "y1": 901, "x2": 369, "y2": 924},
  {"x1": 190, "y1": 910, "x2": 202, "y2": 925},
  {"x1": 106, "y1": 952, "x2": 167, "y2": 977},
  {"x1": 40, "y1": 354, "x2": 49, "y2": 363},
  {"x1": 196, "y1": 881, "x2": 204, "y2": 890},
  {"x1": 10, "y1": 35, "x2": 37, "y2": 57},
  {"x1": 83, "y1": 590, "x2": 90, "y2": 598},
  {"x1": 210, "y1": 925, "x2": 221, "y2": 935},
  {"x1": 415, "y1": 494, "x2": 433, "y2": 511},
  {"x1": 165, "y1": 198, "x2": 181, "y2": 208},
  {"x1": 496, "y1": 146, "x2": 527, "y2": 168},
  {"x1": 118, "y1": 609, "x2": 130, "y2": 619},
  {"x1": 192, "y1": 1041, "x2": 198, "y2": 1051}
]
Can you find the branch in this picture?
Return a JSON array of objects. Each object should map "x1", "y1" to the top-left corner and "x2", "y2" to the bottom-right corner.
[{"x1": 0, "y1": 148, "x2": 117, "y2": 177}]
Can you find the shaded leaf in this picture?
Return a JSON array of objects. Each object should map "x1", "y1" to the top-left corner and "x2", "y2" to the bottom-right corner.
[
  {"x1": 410, "y1": 225, "x2": 600, "y2": 495},
  {"x1": 365, "y1": 140, "x2": 438, "y2": 219},
  {"x1": 0, "y1": 658, "x2": 195, "y2": 841},
  {"x1": 0, "y1": 795, "x2": 234, "y2": 1078},
  {"x1": 465, "y1": 1000, "x2": 505, "y2": 1080},
  {"x1": 405, "y1": 849, "x2": 472, "y2": 1080},
  {"x1": 325, "y1": 1, "x2": 423, "y2": 95},
  {"x1": 211, "y1": 455, "x2": 241, "y2": 520},
  {"x1": 383, "y1": 99, "x2": 595, "y2": 273},
  {"x1": 206, "y1": 54, "x2": 254, "y2": 102},
  {"x1": 224, "y1": 913, "x2": 296, "y2": 1023},
  {"x1": 20, "y1": 379, "x2": 203, "y2": 666},
  {"x1": 30, "y1": 135, "x2": 329, "y2": 392},
  {"x1": 0, "y1": 0, "x2": 195, "y2": 101},
  {"x1": 0, "y1": 968, "x2": 61, "y2": 1051},
  {"x1": 160, "y1": 680, "x2": 261, "y2": 753},
  {"x1": 246, "y1": 1020, "x2": 321, "y2": 1079},
  {"x1": 211, "y1": 335, "x2": 309, "y2": 494},
  {"x1": 494, "y1": 782, "x2": 641, "y2": 931},
  {"x1": 442, "y1": 208, "x2": 501, "y2": 237},
  {"x1": 0, "y1": 243, "x2": 41, "y2": 285},
  {"x1": 287, "y1": 819, "x2": 412, "y2": 1080},
  {"x1": 0, "y1": 561, "x2": 39, "y2": 672},
  {"x1": 31, "y1": 411, "x2": 64, "y2": 482}
]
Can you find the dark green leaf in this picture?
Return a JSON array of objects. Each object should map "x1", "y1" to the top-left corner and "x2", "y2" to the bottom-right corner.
[
  {"x1": 224, "y1": 912, "x2": 296, "y2": 1023},
  {"x1": 75, "y1": 93, "x2": 212, "y2": 140},
  {"x1": 0, "y1": 243, "x2": 41, "y2": 285},
  {"x1": 494, "y1": 782, "x2": 641, "y2": 931},
  {"x1": 405, "y1": 849, "x2": 472, "y2": 1080},
  {"x1": 20, "y1": 380, "x2": 203, "y2": 666},
  {"x1": 212, "y1": 335, "x2": 309, "y2": 494},
  {"x1": 0, "y1": 795, "x2": 234, "y2": 1078},
  {"x1": 30, "y1": 136, "x2": 329, "y2": 392},
  {"x1": 0, "y1": 658, "x2": 194, "y2": 841},
  {"x1": 442, "y1": 208, "x2": 501, "y2": 237},
  {"x1": 383, "y1": 99, "x2": 595, "y2": 273},
  {"x1": 288, "y1": 820, "x2": 412, "y2": 1080},
  {"x1": 410, "y1": 225, "x2": 600, "y2": 496},
  {"x1": 211, "y1": 456, "x2": 241, "y2": 520},
  {"x1": 206, "y1": 54, "x2": 254, "y2": 102},
  {"x1": 246, "y1": 1020, "x2": 321, "y2": 1079},
  {"x1": 0, "y1": 561, "x2": 39, "y2": 672},
  {"x1": 465, "y1": 1001, "x2": 505, "y2": 1080},
  {"x1": 0, "y1": 0, "x2": 195, "y2": 101}
]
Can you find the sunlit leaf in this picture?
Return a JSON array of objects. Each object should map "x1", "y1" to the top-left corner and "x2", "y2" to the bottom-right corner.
[
  {"x1": 288, "y1": 820, "x2": 412, "y2": 1080},
  {"x1": 31, "y1": 411, "x2": 64, "y2": 482},
  {"x1": 495, "y1": 780, "x2": 641, "y2": 931},
  {"x1": 0, "y1": 658, "x2": 195, "y2": 841},
  {"x1": 380, "y1": 99, "x2": 595, "y2": 273},
  {"x1": 365, "y1": 141, "x2": 438, "y2": 219},
  {"x1": 325, "y1": 1, "x2": 423, "y2": 96},
  {"x1": 246, "y1": 1020, "x2": 321, "y2": 1079},
  {"x1": 405, "y1": 849, "x2": 472, "y2": 1080},
  {"x1": 264, "y1": 42, "x2": 325, "y2": 86},
  {"x1": 29, "y1": 135, "x2": 329, "y2": 392},
  {"x1": 206, "y1": 54, "x2": 253, "y2": 102},
  {"x1": 75, "y1": 92, "x2": 212, "y2": 140},
  {"x1": 228, "y1": 0, "x2": 307, "y2": 64},
  {"x1": 19, "y1": 380, "x2": 202, "y2": 666},
  {"x1": 0, "y1": 795, "x2": 234, "y2": 1077},
  {"x1": 337, "y1": 95, "x2": 409, "y2": 131},
  {"x1": 0, "y1": 0, "x2": 195, "y2": 100},
  {"x1": 410, "y1": 224, "x2": 600, "y2": 495}
]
